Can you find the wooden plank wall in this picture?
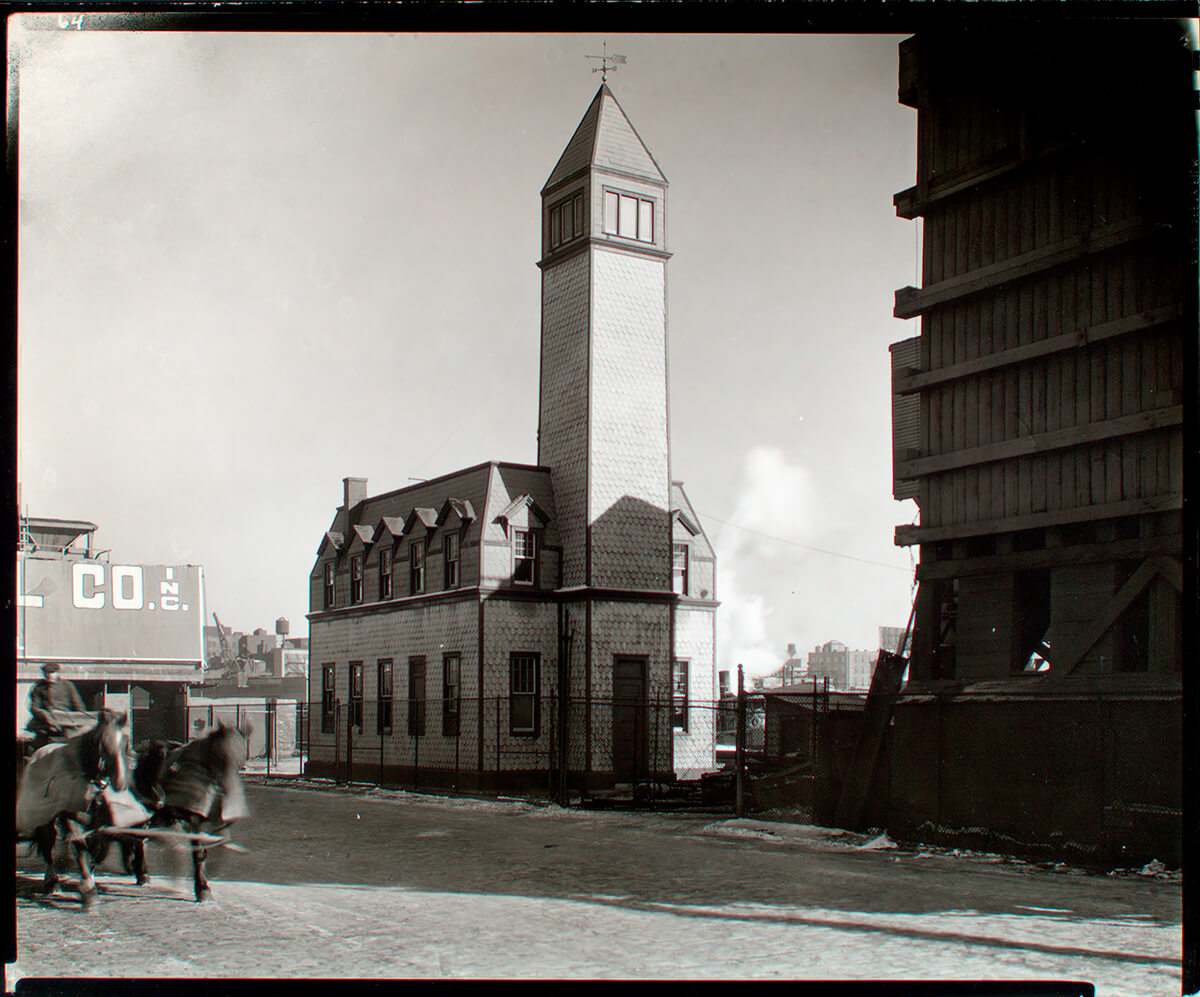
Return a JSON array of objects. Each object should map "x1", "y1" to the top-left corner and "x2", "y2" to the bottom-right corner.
[{"x1": 898, "y1": 25, "x2": 1189, "y2": 541}]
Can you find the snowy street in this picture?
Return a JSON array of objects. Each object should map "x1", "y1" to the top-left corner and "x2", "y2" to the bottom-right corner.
[{"x1": 12, "y1": 780, "x2": 1181, "y2": 990}]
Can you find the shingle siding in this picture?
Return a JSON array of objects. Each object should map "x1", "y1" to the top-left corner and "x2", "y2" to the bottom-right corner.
[
  {"x1": 673, "y1": 605, "x2": 718, "y2": 778},
  {"x1": 590, "y1": 249, "x2": 670, "y2": 591},
  {"x1": 539, "y1": 253, "x2": 591, "y2": 588}
]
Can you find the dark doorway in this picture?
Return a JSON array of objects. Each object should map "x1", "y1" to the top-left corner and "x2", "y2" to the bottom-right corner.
[{"x1": 612, "y1": 656, "x2": 648, "y2": 782}]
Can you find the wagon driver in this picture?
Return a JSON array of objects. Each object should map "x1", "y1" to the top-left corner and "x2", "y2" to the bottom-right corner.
[{"x1": 26, "y1": 662, "x2": 86, "y2": 750}]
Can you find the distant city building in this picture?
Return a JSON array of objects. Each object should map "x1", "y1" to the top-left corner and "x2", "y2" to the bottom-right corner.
[{"x1": 806, "y1": 640, "x2": 848, "y2": 688}]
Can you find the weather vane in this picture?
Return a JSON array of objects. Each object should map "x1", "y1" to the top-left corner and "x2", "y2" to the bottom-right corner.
[{"x1": 586, "y1": 41, "x2": 626, "y2": 83}]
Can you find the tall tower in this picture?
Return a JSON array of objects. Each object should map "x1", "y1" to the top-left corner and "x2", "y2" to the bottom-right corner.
[{"x1": 537, "y1": 84, "x2": 671, "y2": 592}]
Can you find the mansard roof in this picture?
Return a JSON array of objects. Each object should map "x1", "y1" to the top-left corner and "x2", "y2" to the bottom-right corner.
[
  {"x1": 313, "y1": 462, "x2": 555, "y2": 584},
  {"x1": 543, "y1": 84, "x2": 666, "y2": 194}
]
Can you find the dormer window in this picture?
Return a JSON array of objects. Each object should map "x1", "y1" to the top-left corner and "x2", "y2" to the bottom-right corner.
[
  {"x1": 349, "y1": 555, "x2": 364, "y2": 604},
  {"x1": 410, "y1": 539, "x2": 426, "y2": 595},
  {"x1": 323, "y1": 562, "x2": 335, "y2": 609},
  {"x1": 379, "y1": 547, "x2": 392, "y2": 599},
  {"x1": 603, "y1": 189, "x2": 654, "y2": 243},
  {"x1": 444, "y1": 532, "x2": 461, "y2": 588},
  {"x1": 548, "y1": 191, "x2": 585, "y2": 250},
  {"x1": 513, "y1": 530, "x2": 536, "y2": 585}
]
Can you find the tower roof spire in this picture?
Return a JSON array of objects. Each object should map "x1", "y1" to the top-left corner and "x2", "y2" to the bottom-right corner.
[{"x1": 543, "y1": 82, "x2": 666, "y2": 194}]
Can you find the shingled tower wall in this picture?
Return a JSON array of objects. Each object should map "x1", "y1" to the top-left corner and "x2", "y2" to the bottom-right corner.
[{"x1": 538, "y1": 85, "x2": 675, "y2": 785}]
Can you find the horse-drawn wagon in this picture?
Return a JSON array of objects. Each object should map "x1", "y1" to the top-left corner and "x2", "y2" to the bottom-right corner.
[{"x1": 16, "y1": 712, "x2": 251, "y2": 909}]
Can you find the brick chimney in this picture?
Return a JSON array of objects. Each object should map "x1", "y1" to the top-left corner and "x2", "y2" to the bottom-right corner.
[
  {"x1": 343, "y1": 477, "x2": 367, "y2": 510},
  {"x1": 787, "y1": 643, "x2": 797, "y2": 658}
]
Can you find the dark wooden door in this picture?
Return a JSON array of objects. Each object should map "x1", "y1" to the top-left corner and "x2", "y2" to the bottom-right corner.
[{"x1": 612, "y1": 656, "x2": 648, "y2": 782}]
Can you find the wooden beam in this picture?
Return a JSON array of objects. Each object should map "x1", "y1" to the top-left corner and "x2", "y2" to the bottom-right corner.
[
  {"x1": 1062, "y1": 556, "x2": 1180, "y2": 675},
  {"x1": 894, "y1": 137, "x2": 1078, "y2": 219},
  {"x1": 894, "y1": 220, "x2": 1163, "y2": 319},
  {"x1": 895, "y1": 405, "x2": 1181, "y2": 479},
  {"x1": 895, "y1": 493, "x2": 1182, "y2": 546},
  {"x1": 915, "y1": 534, "x2": 1182, "y2": 580},
  {"x1": 893, "y1": 305, "x2": 1182, "y2": 395}
]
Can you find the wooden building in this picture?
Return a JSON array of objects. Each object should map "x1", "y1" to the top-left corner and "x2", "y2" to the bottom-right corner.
[
  {"x1": 886, "y1": 20, "x2": 1193, "y2": 864},
  {"x1": 305, "y1": 85, "x2": 719, "y2": 793}
]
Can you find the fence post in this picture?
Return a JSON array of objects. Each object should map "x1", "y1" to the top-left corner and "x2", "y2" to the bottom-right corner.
[
  {"x1": 651, "y1": 698, "x2": 659, "y2": 793},
  {"x1": 335, "y1": 702, "x2": 341, "y2": 784},
  {"x1": 380, "y1": 699, "x2": 385, "y2": 788},
  {"x1": 736, "y1": 664, "x2": 746, "y2": 819},
  {"x1": 266, "y1": 700, "x2": 272, "y2": 778}
]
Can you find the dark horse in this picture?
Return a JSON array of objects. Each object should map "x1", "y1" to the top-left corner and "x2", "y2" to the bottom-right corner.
[
  {"x1": 116, "y1": 720, "x2": 251, "y2": 902},
  {"x1": 16, "y1": 710, "x2": 135, "y2": 910}
]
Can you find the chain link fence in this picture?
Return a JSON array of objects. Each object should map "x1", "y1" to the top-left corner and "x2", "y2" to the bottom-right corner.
[
  {"x1": 301, "y1": 695, "x2": 734, "y2": 801},
  {"x1": 292, "y1": 687, "x2": 853, "y2": 824},
  {"x1": 186, "y1": 701, "x2": 307, "y2": 777}
]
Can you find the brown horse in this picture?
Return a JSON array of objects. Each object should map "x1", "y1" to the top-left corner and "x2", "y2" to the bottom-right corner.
[
  {"x1": 120, "y1": 720, "x2": 251, "y2": 902},
  {"x1": 16, "y1": 710, "x2": 134, "y2": 910}
]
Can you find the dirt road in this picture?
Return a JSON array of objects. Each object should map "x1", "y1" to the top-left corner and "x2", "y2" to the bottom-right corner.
[{"x1": 11, "y1": 780, "x2": 1182, "y2": 990}]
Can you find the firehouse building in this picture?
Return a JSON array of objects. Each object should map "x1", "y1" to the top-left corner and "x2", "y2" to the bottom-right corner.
[{"x1": 306, "y1": 85, "x2": 718, "y2": 791}]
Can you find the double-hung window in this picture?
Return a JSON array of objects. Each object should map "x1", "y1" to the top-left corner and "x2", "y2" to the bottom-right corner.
[
  {"x1": 509, "y1": 653, "x2": 539, "y2": 736},
  {"x1": 379, "y1": 548, "x2": 392, "y2": 599},
  {"x1": 321, "y1": 664, "x2": 335, "y2": 733},
  {"x1": 349, "y1": 661, "x2": 363, "y2": 731},
  {"x1": 444, "y1": 532, "x2": 460, "y2": 588},
  {"x1": 410, "y1": 539, "x2": 426, "y2": 594},
  {"x1": 377, "y1": 659, "x2": 393, "y2": 734},
  {"x1": 513, "y1": 530, "x2": 536, "y2": 585},
  {"x1": 672, "y1": 659, "x2": 689, "y2": 731},
  {"x1": 442, "y1": 653, "x2": 460, "y2": 736},
  {"x1": 603, "y1": 189, "x2": 654, "y2": 243},
  {"x1": 672, "y1": 543, "x2": 689, "y2": 596},
  {"x1": 408, "y1": 657, "x2": 426, "y2": 736},
  {"x1": 349, "y1": 555, "x2": 363, "y2": 604},
  {"x1": 323, "y1": 562, "x2": 335, "y2": 609}
]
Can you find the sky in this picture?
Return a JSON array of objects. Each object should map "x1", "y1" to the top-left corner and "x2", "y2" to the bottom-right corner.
[{"x1": 14, "y1": 24, "x2": 921, "y2": 677}]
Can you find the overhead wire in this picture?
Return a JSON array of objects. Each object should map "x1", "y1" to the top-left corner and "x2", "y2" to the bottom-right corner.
[{"x1": 699, "y1": 511, "x2": 914, "y2": 573}]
